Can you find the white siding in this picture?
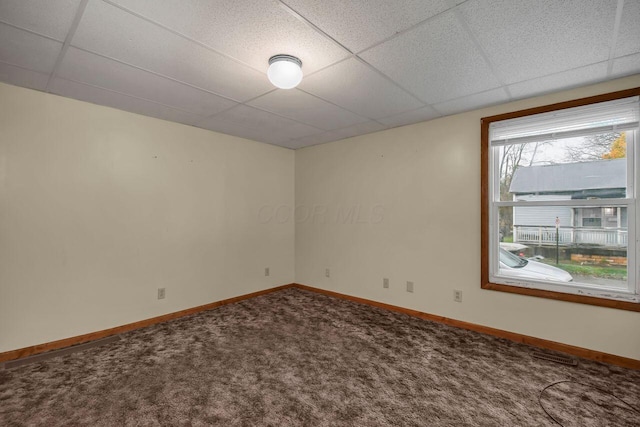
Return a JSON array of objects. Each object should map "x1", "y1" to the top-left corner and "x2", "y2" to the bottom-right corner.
[{"x1": 513, "y1": 195, "x2": 572, "y2": 227}]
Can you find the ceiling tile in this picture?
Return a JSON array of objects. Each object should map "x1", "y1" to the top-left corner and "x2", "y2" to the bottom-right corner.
[
  {"x1": 434, "y1": 87, "x2": 509, "y2": 116},
  {"x1": 282, "y1": 0, "x2": 455, "y2": 52},
  {"x1": 508, "y1": 62, "x2": 609, "y2": 100},
  {"x1": 299, "y1": 58, "x2": 423, "y2": 119},
  {"x1": 197, "y1": 116, "x2": 292, "y2": 146},
  {"x1": 0, "y1": 23, "x2": 62, "y2": 73},
  {"x1": 197, "y1": 105, "x2": 322, "y2": 145},
  {"x1": 0, "y1": 61, "x2": 49, "y2": 91},
  {"x1": 288, "y1": 132, "x2": 343, "y2": 149},
  {"x1": 57, "y1": 48, "x2": 238, "y2": 117},
  {"x1": 377, "y1": 106, "x2": 441, "y2": 128},
  {"x1": 329, "y1": 121, "x2": 386, "y2": 140},
  {"x1": 280, "y1": 140, "x2": 315, "y2": 150},
  {"x1": 459, "y1": 0, "x2": 616, "y2": 85},
  {"x1": 360, "y1": 11, "x2": 501, "y2": 105},
  {"x1": 0, "y1": 0, "x2": 81, "y2": 41},
  {"x1": 109, "y1": 0, "x2": 349, "y2": 74},
  {"x1": 71, "y1": 0, "x2": 273, "y2": 102},
  {"x1": 615, "y1": 0, "x2": 640, "y2": 57},
  {"x1": 50, "y1": 78, "x2": 205, "y2": 126},
  {"x1": 611, "y1": 53, "x2": 640, "y2": 78},
  {"x1": 248, "y1": 89, "x2": 368, "y2": 130}
]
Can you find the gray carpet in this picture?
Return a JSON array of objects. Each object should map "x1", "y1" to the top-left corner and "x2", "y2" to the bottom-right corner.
[{"x1": 1, "y1": 288, "x2": 639, "y2": 426}]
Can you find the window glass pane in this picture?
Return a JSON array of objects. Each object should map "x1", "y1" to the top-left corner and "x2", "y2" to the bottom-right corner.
[
  {"x1": 495, "y1": 132, "x2": 628, "y2": 202},
  {"x1": 582, "y1": 217, "x2": 602, "y2": 227},
  {"x1": 497, "y1": 206, "x2": 628, "y2": 290}
]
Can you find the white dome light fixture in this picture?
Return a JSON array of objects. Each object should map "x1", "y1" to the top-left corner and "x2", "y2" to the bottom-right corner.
[{"x1": 267, "y1": 54, "x2": 303, "y2": 89}]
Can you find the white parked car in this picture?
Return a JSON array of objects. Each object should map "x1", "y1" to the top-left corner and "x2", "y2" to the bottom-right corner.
[
  {"x1": 499, "y1": 247, "x2": 573, "y2": 283},
  {"x1": 499, "y1": 242, "x2": 529, "y2": 256}
]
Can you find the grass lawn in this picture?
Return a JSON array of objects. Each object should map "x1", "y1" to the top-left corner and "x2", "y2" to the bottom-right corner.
[{"x1": 540, "y1": 260, "x2": 627, "y2": 280}]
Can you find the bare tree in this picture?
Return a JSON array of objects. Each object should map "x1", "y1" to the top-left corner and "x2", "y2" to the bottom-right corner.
[
  {"x1": 498, "y1": 141, "x2": 548, "y2": 240},
  {"x1": 499, "y1": 145, "x2": 524, "y2": 196},
  {"x1": 564, "y1": 132, "x2": 621, "y2": 162},
  {"x1": 498, "y1": 143, "x2": 526, "y2": 240}
]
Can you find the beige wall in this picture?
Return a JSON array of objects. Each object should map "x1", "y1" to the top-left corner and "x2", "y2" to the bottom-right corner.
[
  {"x1": 295, "y1": 74, "x2": 640, "y2": 360},
  {"x1": 0, "y1": 83, "x2": 295, "y2": 353},
  {"x1": 3, "y1": 75, "x2": 640, "y2": 360}
]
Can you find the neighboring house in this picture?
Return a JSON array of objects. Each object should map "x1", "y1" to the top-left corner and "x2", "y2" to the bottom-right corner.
[{"x1": 509, "y1": 159, "x2": 627, "y2": 247}]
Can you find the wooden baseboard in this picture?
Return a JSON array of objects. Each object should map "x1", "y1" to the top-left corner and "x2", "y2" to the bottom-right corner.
[
  {"x1": 3, "y1": 282, "x2": 638, "y2": 370},
  {"x1": 292, "y1": 283, "x2": 640, "y2": 370},
  {"x1": 0, "y1": 284, "x2": 295, "y2": 363}
]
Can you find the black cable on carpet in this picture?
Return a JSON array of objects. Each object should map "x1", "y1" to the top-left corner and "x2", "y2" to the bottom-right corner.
[{"x1": 539, "y1": 379, "x2": 640, "y2": 426}]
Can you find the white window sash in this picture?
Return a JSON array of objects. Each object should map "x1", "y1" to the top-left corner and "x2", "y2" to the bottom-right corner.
[
  {"x1": 494, "y1": 199, "x2": 633, "y2": 208},
  {"x1": 490, "y1": 96, "x2": 639, "y2": 144},
  {"x1": 488, "y1": 103, "x2": 638, "y2": 299}
]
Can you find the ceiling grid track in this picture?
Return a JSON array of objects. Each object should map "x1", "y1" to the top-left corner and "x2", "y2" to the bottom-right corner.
[
  {"x1": 48, "y1": 62, "x2": 327, "y2": 137},
  {"x1": 194, "y1": 101, "x2": 327, "y2": 135},
  {"x1": 374, "y1": 104, "x2": 441, "y2": 126},
  {"x1": 277, "y1": 0, "x2": 430, "y2": 107},
  {"x1": 291, "y1": 87, "x2": 381, "y2": 123},
  {"x1": 351, "y1": 55, "x2": 430, "y2": 106},
  {"x1": 69, "y1": 46, "x2": 244, "y2": 104},
  {"x1": 607, "y1": 0, "x2": 625, "y2": 77},
  {"x1": 99, "y1": 0, "x2": 368, "y2": 129},
  {"x1": 0, "y1": 59, "x2": 44, "y2": 74},
  {"x1": 277, "y1": 1, "x2": 355, "y2": 56},
  {"x1": 100, "y1": 0, "x2": 358, "y2": 88},
  {"x1": 0, "y1": 19, "x2": 63, "y2": 43},
  {"x1": 353, "y1": 0, "x2": 461, "y2": 57},
  {"x1": 56, "y1": 76, "x2": 209, "y2": 119},
  {"x1": 274, "y1": 1, "x2": 359, "y2": 80},
  {"x1": 101, "y1": 0, "x2": 267, "y2": 76},
  {"x1": 45, "y1": 0, "x2": 89, "y2": 92},
  {"x1": 293, "y1": 88, "x2": 371, "y2": 122},
  {"x1": 452, "y1": 7, "x2": 513, "y2": 101}
]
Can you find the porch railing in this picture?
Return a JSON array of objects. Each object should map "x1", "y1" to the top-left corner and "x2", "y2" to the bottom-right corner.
[{"x1": 513, "y1": 226, "x2": 628, "y2": 247}]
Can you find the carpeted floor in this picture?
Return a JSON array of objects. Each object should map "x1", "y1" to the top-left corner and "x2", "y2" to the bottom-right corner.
[{"x1": 1, "y1": 288, "x2": 639, "y2": 426}]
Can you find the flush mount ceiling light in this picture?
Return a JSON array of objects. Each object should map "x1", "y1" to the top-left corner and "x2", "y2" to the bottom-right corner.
[{"x1": 267, "y1": 54, "x2": 303, "y2": 89}]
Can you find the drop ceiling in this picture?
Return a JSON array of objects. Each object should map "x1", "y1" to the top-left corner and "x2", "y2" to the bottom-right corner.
[{"x1": 1, "y1": 0, "x2": 639, "y2": 149}]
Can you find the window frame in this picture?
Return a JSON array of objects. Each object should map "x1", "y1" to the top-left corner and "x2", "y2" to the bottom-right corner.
[{"x1": 481, "y1": 87, "x2": 640, "y2": 312}]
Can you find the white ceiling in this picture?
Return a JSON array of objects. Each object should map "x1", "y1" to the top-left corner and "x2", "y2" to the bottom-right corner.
[{"x1": 1, "y1": 0, "x2": 639, "y2": 149}]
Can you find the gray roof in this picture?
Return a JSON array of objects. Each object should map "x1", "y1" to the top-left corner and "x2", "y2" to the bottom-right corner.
[{"x1": 509, "y1": 159, "x2": 625, "y2": 194}]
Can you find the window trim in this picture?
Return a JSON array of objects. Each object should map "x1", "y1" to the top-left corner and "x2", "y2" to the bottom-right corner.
[{"x1": 481, "y1": 87, "x2": 640, "y2": 312}]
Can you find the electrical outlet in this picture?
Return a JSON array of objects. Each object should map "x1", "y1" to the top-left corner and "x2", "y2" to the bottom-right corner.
[
  {"x1": 383, "y1": 278, "x2": 389, "y2": 288},
  {"x1": 454, "y1": 290, "x2": 462, "y2": 303},
  {"x1": 325, "y1": 268, "x2": 330, "y2": 278},
  {"x1": 265, "y1": 267, "x2": 270, "y2": 276},
  {"x1": 157, "y1": 288, "x2": 166, "y2": 300},
  {"x1": 406, "y1": 281, "x2": 414, "y2": 293}
]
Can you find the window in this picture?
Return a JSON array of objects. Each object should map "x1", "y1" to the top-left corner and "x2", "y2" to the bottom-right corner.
[
  {"x1": 581, "y1": 208, "x2": 602, "y2": 227},
  {"x1": 582, "y1": 218, "x2": 602, "y2": 227},
  {"x1": 481, "y1": 88, "x2": 640, "y2": 311}
]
